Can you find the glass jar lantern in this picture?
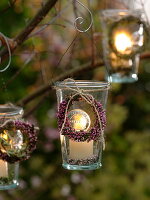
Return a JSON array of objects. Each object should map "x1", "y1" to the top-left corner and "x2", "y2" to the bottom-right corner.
[
  {"x1": 55, "y1": 80, "x2": 110, "y2": 170},
  {"x1": 100, "y1": 9, "x2": 148, "y2": 83},
  {"x1": 0, "y1": 104, "x2": 23, "y2": 190}
]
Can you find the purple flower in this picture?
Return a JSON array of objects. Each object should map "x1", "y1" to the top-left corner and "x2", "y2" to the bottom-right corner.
[
  {"x1": 0, "y1": 120, "x2": 38, "y2": 163},
  {"x1": 57, "y1": 98, "x2": 107, "y2": 142}
]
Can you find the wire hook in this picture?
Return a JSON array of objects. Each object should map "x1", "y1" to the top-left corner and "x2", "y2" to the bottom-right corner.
[
  {"x1": 73, "y1": 0, "x2": 93, "y2": 32},
  {"x1": 0, "y1": 32, "x2": 12, "y2": 72}
]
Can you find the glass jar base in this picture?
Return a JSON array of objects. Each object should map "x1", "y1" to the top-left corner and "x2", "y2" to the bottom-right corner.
[
  {"x1": 0, "y1": 181, "x2": 19, "y2": 190},
  {"x1": 108, "y1": 73, "x2": 138, "y2": 83},
  {"x1": 62, "y1": 163, "x2": 102, "y2": 170}
]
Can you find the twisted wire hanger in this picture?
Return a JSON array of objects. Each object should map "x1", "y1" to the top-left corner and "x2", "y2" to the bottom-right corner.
[
  {"x1": 0, "y1": 32, "x2": 12, "y2": 72},
  {"x1": 73, "y1": 0, "x2": 93, "y2": 32}
]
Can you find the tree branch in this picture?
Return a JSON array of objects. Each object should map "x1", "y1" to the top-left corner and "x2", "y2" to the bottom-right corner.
[
  {"x1": 140, "y1": 52, "x2": 150, "y2": 59},
  {"x1": 17, "y1": 51, "x2": 150, "y2": 107},
  {"x1": 23, "y1": 93, "x2": 49, "y2": 118},
  {"x1": 15, "y1": 0, "x2": 58, "y2": 45},
  {"x1": 0, "y1": 0, "x2": 58, "y2": 58},
  {"x1": 17, "y1": 60, "x2": 103, "y2": 106}
]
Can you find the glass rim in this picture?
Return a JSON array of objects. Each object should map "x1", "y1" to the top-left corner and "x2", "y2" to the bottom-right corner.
[
  {"x1": 0, "y1": 104, "x2": 24, "y2": 117},
  {"x1": 54, "y1": 80, "x2": 110, "y2": 89},
  {"x1": 100, "y1": 9, "x2": 143, "y2": 17}
]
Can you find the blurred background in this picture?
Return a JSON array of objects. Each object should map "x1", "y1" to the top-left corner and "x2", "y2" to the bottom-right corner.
[{"x1": 0, "y1": 0, "x2": 150, "y2": 199}]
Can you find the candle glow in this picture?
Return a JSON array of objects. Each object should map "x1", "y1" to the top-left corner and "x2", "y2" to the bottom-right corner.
[
  {"x1": 0, "y1": 131, "x2": 8, "y2": 178},
  {"x1": 69, "y1": 109, "x2": 91, "y2": 131},
  {"x1": 0, "y1": 130, "x2": 9, "y2": 151},
  {"x1": 70, "y1": 113, "x2": 89, "y2": 131},
  {"x1": 0, "y1": 130, "x2": 8, "y2": 141},
  {"x1": 68, "y1": 109, "x2": 93, "y2": 160},
  {"x1": 114, "y1": 32, "x2": 133, "y2": 53}
]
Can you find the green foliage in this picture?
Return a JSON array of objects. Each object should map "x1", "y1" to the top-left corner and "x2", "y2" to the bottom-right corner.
[{"x1": 0, "y1": 1, "x2": 150, "y2": 200}]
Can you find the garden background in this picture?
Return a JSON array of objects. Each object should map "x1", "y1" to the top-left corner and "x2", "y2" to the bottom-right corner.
[{"x1": 0, "y1": 0, "x2": 150, "y2": 199}]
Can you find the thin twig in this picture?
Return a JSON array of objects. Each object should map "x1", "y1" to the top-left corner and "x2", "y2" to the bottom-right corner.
[
  {"x1": 56, "y1": 32, "x2": 79, "y2": 68},
  {"x1": 17, "y1": 49, "x2": 150, "y2": 107},
  {"x1": 27, "y1": 2, "x2": 71, "y2": 39},
  {"x1": 15, "y1": 0, "x2": 58, "y2": 45},
  {"x1": 0, "y1": 0, "x2": 58, "y2": 60},
  {"x1": 1, "y1": 52, "x2": 35, "y2": 90},
  {"x1": 23, "y1": 94, "x2": 49, "y2": 118},
  {"x1": 39, "y1": 55, "x2": 48, "y2": 84},
  {"x1": 140, "y1": 52, "x2": 150, "y2": 59},
  {"x1": 0, "y1": 0, "x2": 17, "y2": 15},
  {"x1": 17, "y1": 60, "x2": 104, "y2": 106}
]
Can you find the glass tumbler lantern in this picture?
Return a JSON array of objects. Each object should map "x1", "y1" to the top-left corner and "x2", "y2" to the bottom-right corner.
[
  {"x1": 0, "y1": 104, "x2": 23, "y2": 190},
  {"x1": 55, "y1": 81, "x2": 110, "y2": 170},
  {"x1": 100, "y1": 9, "x2": 147, "y2": 83}
]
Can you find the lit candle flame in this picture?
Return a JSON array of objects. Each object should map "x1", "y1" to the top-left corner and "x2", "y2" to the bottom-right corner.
[
  {"x1": 0, "y1": 130, "x2": 8, "y2": 141},
  {"x1": 0, "y1": 130, "x2": 9, "y2": 151},
  {"x1": 0, "y1": 131, "x2": 8, "y2": 178},
  {"x1": 0, "y1": 130, "x2": 23, "y2": 150},
  {"x1": 114, "y1": 32, "x2": 132, "y2": 53}
]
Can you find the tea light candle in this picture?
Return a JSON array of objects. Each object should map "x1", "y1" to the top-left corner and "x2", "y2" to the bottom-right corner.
[
  {"x1": 68, "y1": 109, "x2": 93, "y2": 160},
  {"x1": 69, "y1": 140, "x2": 93, "y2": 159}
]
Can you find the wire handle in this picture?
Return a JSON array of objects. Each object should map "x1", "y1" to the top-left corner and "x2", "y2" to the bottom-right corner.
[
  {"x1": 0, "y1": 32, "x2": 12, "y2": 72},
  {"x1": 73, "y1": 0, "x2": 93, "y2": 32}
]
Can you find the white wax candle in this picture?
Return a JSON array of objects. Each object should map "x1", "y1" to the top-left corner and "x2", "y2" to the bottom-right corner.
[
  {"x1": 69, "y1": 140, "x2": 93, "y2": 160},
  {"x1": 0, "y1": 160, "x2": 8, "y2": 178},
  {"x1": 60, "y1": 135, "x2": 64, "y2": 145}
]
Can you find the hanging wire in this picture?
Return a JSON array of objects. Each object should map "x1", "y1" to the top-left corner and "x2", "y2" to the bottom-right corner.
[
  {"x1": 28, "y1": 0, "x2": 93, "y2": 39},
  {"x1": 0, "y1": 32, "x2": 12, "y2": 72},
  {"x1": 74, "y1": 1, "x2": 110, "y2": 83},
  {"x1": 73, "y1": 0, "x2": 93, "y2": 32}
]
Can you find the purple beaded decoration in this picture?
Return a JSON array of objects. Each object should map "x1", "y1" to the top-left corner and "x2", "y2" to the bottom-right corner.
[
  {"x1": 0, "y1": 120, "x2": 37, "y2": 163},
  {"x1": 57, "y1": 95, "x2": 106, "y2": 142}
]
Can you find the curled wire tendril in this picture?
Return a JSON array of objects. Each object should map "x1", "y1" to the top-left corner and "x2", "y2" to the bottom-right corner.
[
  {"x1": 0, "y1": 32, "x2": 12, "y2": 72},
  {"x1": 73, "y1": 0, "x2": 93, "y2": 32}
]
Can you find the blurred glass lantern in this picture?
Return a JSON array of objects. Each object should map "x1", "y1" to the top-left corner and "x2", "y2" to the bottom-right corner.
[
  {"x1": 0, "y1": 104, "x2": 23, "y2": 190},
  {"x1": 100, "y1": 9, "x2": 148, "y2": 83},
  {"x1": 55, "y1": 80, "x2": 110, "y2": 170}
]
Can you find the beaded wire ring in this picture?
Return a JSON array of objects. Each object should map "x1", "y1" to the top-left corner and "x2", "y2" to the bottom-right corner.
[
  {"x1": 57, "y1": 96, "x2": 106, "y2": 142},
  {"x1": 0, "y1": 120, "x2": 37, "y2": 163}
]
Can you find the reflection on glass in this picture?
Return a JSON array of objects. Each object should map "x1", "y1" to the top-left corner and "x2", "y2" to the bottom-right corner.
[{"x1": 100, "y1": 9, "x2": 147, "y2": 83}]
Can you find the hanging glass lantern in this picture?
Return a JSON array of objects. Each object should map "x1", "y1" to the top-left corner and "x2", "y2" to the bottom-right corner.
[
  {"x1": 100, "y1": 9, "x2": 148, "y2": 83},
  {"x1": 0, "y1": 104, "x2": 37, "y2": 190},
  {"x1": 55, "y1": 80, "x2": 110, "y2": 170},
  {"x1": 0, "y1": 105, "x2": 23, "y2": 190}
]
